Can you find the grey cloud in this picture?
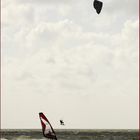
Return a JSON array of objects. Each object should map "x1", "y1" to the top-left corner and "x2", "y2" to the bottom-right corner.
[
  {"x1": 16, "y1": 0, "x2": 76, "y2": 4},
  {"x1": 46, "y1": 57, "x2": 56, "y2": 64},
  {"x1": 105, "y1": 0, "x2": 138, "y2": 15},
  {"x1": 16, "y1": 72, "x2": 35, "y2": 81}
]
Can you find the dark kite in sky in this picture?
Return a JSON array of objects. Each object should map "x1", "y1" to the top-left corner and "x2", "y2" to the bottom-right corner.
[{"x1": 93, "y1": 0, "x2": 103, "y2": 14}]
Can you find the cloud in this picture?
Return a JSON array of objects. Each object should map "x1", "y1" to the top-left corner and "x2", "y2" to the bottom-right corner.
[
  {"x1": 105, "y1": 0, "x2": 138, "y2": 16},
  {"x1": 3, "y1": 18, "x2": 138, "y2": 96},
  {"x1": 16, "y1": 0, "x2": 76, "y2": 4}
]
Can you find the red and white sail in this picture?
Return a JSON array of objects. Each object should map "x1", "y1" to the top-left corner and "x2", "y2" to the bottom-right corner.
[{"x1": 39, "y1": 112, "x2": 57, "y2": 140}]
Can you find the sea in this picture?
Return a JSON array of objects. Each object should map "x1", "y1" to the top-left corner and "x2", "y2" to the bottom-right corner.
[{"x1": 1, "y1": 129, "x2": 139, "y2": 140}]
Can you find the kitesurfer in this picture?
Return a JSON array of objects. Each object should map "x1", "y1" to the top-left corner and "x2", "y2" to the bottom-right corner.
[{"x1": 60, "y1": 120, "x2": 64, "y2": 125}]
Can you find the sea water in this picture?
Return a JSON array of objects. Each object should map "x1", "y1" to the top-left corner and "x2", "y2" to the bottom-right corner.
[{"x1": 1, "y1": 129, "x2": 138, "y2": 140}]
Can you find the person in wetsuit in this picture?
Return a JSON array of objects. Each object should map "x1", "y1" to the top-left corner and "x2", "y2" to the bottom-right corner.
[{"x1": 60, "y1": 120, "x2": 64, "y2": 125}]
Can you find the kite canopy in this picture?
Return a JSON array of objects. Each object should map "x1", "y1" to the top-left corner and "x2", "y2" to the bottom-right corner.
[{"x1": 93, "y1": 0, "x2": 103, "y2": 14}]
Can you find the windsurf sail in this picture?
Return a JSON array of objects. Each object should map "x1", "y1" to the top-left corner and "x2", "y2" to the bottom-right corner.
[{"x1": 39, "y1": 112, "x2": 57, "y2": 140}]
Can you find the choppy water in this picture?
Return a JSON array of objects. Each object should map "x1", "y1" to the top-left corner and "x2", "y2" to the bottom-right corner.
[{"x1": 1, "y1": 129, "x2": 138, "y2": 140}]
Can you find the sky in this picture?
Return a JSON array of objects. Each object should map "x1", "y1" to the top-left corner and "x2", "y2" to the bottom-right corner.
[{"x1": 2, "y1": 0, "x2": 139, "y2": 129}]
